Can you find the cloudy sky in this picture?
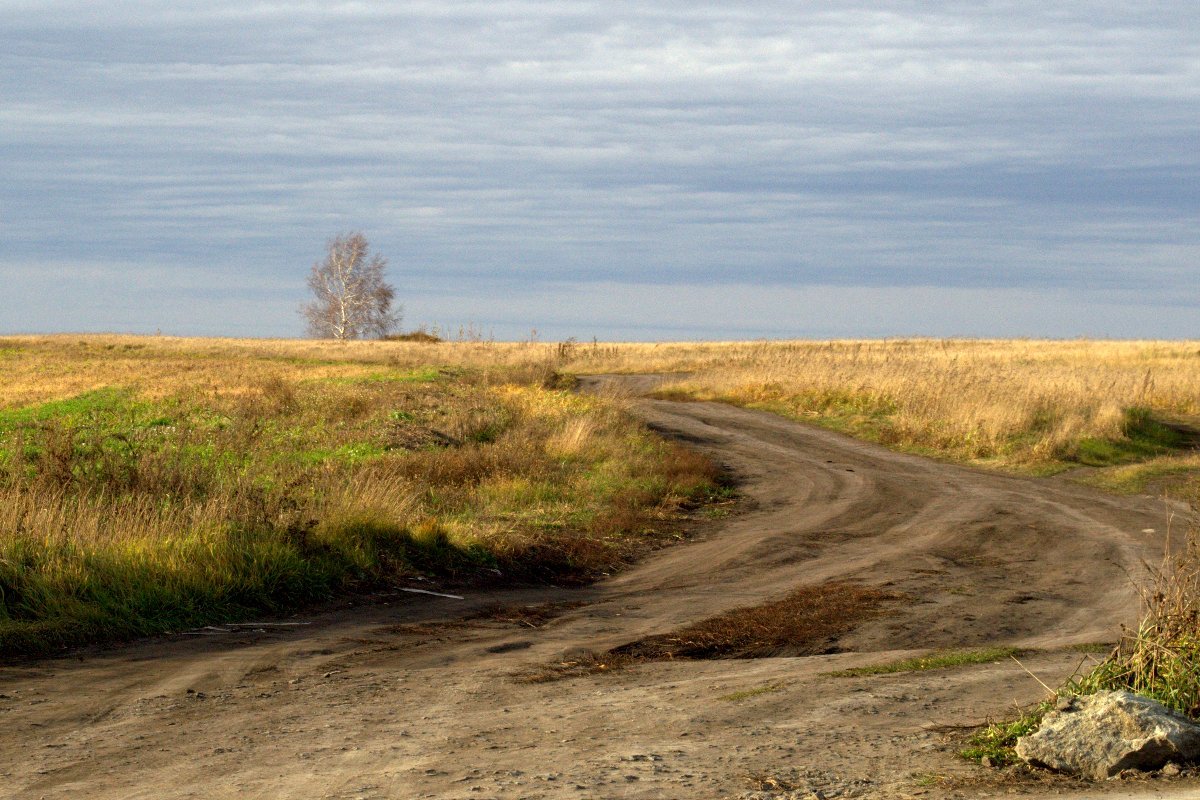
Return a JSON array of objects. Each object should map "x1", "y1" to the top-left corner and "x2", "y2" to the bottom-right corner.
[{"x1": 3, "y1": 2, "x2": 1197, "y2": 339}]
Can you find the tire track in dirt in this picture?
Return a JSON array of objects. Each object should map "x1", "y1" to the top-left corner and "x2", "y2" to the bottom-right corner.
[{"x1": 0, "y1": 377, "x2": 1192, "y2": 800}]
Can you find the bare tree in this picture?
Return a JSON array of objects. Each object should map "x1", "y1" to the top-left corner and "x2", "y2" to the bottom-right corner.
[{"x1": 302, "y1": 232, "x2": 401, "y2": 339}]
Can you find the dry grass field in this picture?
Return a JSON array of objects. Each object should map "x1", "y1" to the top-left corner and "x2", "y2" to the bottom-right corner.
[
  {"x1": 560, "y1": 338, "x2": 1200, "y2": 484},
  {"x1": 0, "y1": 335, "x2": 719, "y2": 655}
]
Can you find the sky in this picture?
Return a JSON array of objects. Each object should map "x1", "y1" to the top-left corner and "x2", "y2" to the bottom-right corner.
[{"x1": 2, "y1": 2, "x2": 1198, "y2": 340}]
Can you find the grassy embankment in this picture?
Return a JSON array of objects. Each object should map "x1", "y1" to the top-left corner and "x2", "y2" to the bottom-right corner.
[
  {"x1": 0, "y1": 335, "x2": 721, "y2": 656},
  {"x1": 558, "y1": 339, "x2": 1200, "y2": 486}
]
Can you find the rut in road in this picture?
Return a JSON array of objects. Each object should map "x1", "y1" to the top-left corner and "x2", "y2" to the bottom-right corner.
[{"x1": 0, "y1": 377, "x2": 1180, "y2": 800}]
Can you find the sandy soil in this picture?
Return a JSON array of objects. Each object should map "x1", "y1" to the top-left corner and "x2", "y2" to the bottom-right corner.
[{"x1": 2, "y1": 377, "x2": 1198, "y2": 800}]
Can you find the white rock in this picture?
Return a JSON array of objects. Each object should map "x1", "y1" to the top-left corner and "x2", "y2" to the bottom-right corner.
[{"x1": 1016, "y1": 690, "x2": 1200, "y2": 780}]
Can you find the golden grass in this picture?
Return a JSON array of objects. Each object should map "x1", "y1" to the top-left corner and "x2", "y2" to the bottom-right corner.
[
  {"x1": 556, "y1": 339, "x2": 1200, "y2": 473},
  {"x1": 0, "y1": 334, "x2": 573, "y2": 407},
  {"x1": 12, "y1": 335, "x2": 1196, "y2": 474}
]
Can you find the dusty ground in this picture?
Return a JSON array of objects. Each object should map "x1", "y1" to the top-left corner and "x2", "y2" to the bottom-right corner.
[{"x1": 2, "y1": 377, "x2": 1198, "y2": 800}]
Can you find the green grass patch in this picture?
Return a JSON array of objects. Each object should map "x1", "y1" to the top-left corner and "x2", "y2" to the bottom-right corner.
[
  {"x1": 1063, "y1": 641, "x2": 1116, "y2": 654},
  {"x1": 292, "y1": 442, "x2": 388, "y2": 466},
  {"x1": 826, "y1": 646, "x2": 1021, "y2": 677},
  {"x1": 1071, "y1": 408, "x2": 1186, "y2": 467},
  {"x1": 0, "y1": 387, "x2": 135, "y2": 429},
  {"x1": 1076, "y1": 459, "x2": 1200, "y2": 495},
  {"x1": 961, "y1": 703, "x2": 1050, "y2": 766}
]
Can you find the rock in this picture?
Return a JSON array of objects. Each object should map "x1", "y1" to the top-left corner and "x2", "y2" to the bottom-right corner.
[{"x1": 1015, "y1": 690, "x2": 1200, "y2": 780}]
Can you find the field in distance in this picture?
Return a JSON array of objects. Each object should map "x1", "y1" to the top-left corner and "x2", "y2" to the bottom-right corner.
[{"x1": 564, "y1": 337, "x2": 1200, "y2": 490}]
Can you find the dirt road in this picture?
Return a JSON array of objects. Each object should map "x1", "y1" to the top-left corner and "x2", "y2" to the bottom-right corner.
[{"x1": 1, "y1": 378, "x2": 1195, "y2": 799}]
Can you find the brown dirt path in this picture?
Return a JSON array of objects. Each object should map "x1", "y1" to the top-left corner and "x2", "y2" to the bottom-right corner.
[{"x1": 1, "y1": 377, "x2": 1196, "y2": 800}]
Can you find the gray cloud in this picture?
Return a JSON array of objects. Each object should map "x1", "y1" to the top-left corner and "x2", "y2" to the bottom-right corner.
[{"x1": 2, "y1": 1, "x2": 1197, "y2": 337}]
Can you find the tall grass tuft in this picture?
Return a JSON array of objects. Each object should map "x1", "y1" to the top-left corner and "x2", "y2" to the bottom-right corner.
[{"x1": 1072, "y1": 491, "x2": 1200, "y2": 717}]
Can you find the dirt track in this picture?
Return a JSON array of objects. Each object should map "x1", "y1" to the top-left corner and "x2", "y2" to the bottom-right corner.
[{"x1": 1, "y1": 377, "x2": 1197, "y2": 800}]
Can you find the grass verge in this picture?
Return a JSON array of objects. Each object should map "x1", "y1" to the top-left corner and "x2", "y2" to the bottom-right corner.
[{"x1": 1074, "y1": 454, "x2": 1200, "y2": 495}]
